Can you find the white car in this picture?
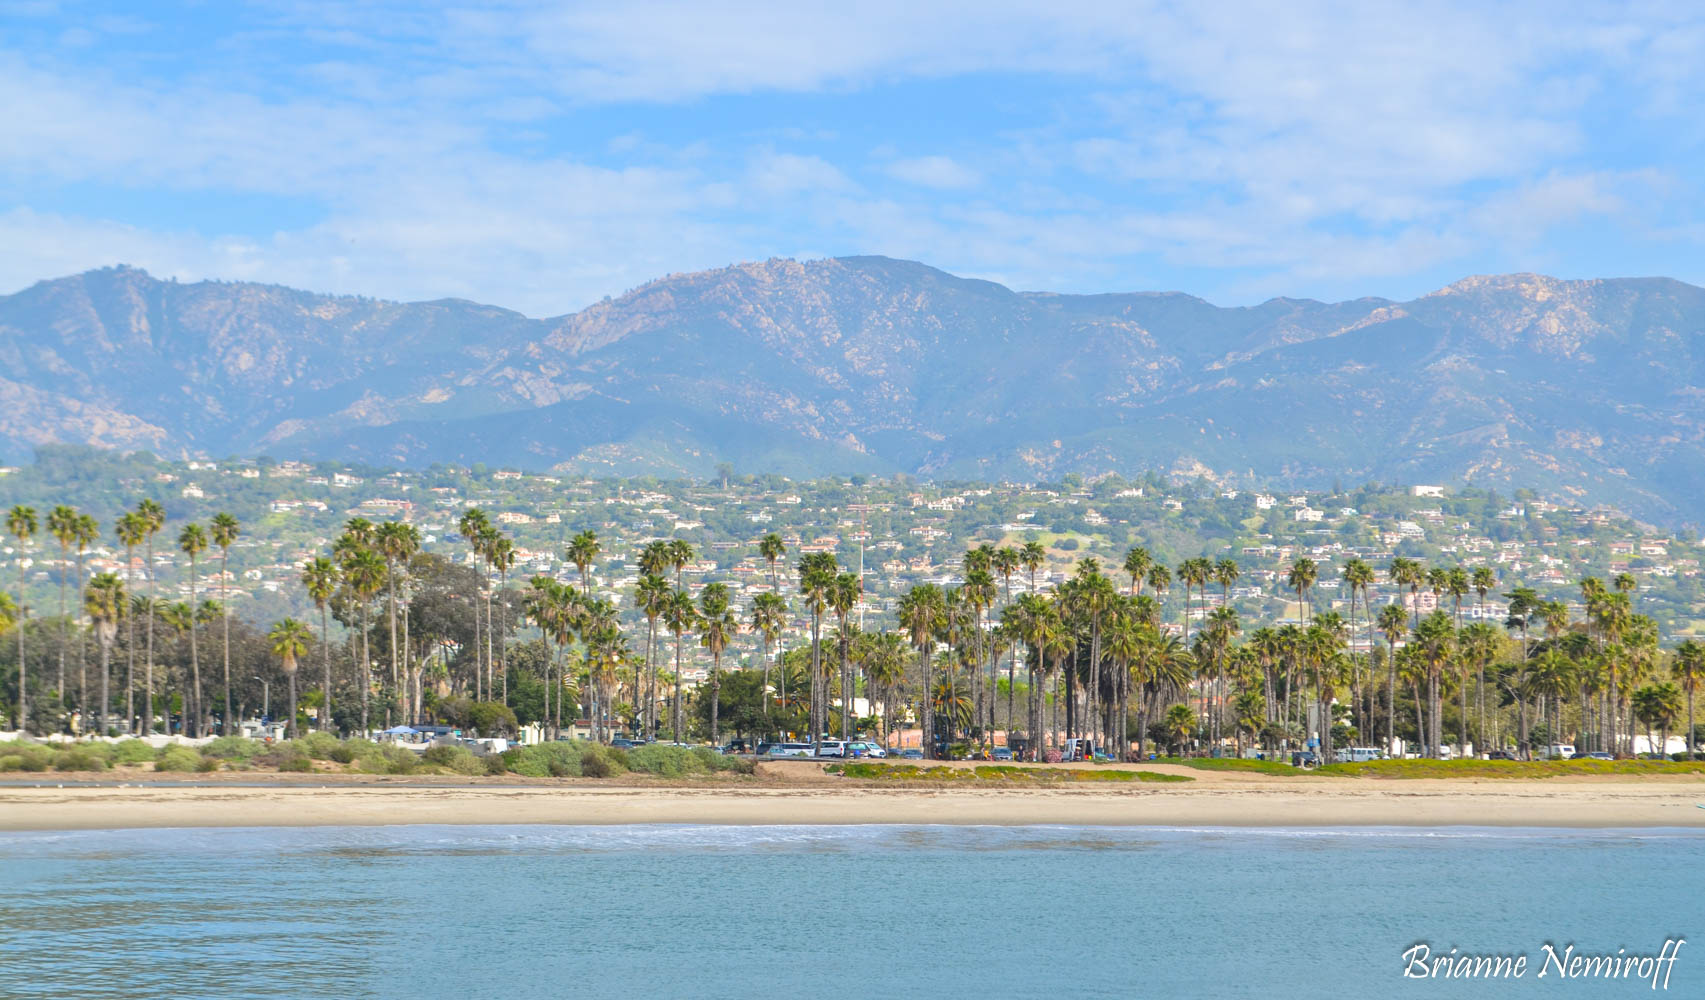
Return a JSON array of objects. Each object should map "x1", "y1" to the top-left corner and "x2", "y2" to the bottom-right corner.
[
  {"x1": 845, "y1": 741, "x2": 886, "y2": 758},
  {"x1": 813, "y1": 740, "x2": 847, "y2": 758}
]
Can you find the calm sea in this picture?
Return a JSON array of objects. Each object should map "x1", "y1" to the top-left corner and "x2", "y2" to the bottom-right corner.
[{"x1": 1, "y1": 824, "x2": 1700, "y2": 999}]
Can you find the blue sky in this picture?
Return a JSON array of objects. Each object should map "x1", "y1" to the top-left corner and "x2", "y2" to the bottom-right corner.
[{"x1": 3, "y1": 1, "x2": 1703, "y2": 315}]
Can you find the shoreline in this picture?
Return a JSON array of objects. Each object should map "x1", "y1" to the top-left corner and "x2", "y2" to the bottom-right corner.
[{"x1": 5, "y1": 773, "x2": 1705, "y2": 831}]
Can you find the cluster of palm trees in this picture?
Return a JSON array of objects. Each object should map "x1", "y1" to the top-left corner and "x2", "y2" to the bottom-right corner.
[
  {"x1": 4, "y1": 500, "x2": 317, "y2": 738},
  {"x1": 11, "y1": 495, "x2": 1702, "y2": 763}
]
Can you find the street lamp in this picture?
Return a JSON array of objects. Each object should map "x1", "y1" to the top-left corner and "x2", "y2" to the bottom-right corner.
[{"x1": 252, "y1": 675, "x2": 270, "y2": 721}]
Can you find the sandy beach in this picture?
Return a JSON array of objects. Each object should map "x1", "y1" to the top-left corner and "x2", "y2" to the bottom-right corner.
[{"x1": 4, "y1": 763, "x2": 1705, "y2": 831}]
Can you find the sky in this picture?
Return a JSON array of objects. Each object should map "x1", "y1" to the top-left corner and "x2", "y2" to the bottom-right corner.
[{"x1": 3, "y1": 0, "x2": 1704, "y2": 316}]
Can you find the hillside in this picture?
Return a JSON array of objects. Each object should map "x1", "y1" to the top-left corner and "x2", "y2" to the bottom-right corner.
[{"x1": 2, "y1": 259, "x2": 1703, "y2": 522}]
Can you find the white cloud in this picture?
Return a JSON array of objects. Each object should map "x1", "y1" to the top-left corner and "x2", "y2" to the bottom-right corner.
[{"x1": 885, "y1": 156, "x2": 980, "y2": 190}]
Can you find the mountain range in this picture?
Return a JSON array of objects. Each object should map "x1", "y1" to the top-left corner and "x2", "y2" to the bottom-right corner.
[{"x1": 2, "y1": 257, "x2": 1702, "y2": 524}]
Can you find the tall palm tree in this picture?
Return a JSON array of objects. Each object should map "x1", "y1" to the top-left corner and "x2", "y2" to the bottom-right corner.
[
  {"x1": 750, "y1": 591, "x2": 787, "y2": 736},
  {"x1": 1021, "y1": 541, "x2": 1045, "y2": 595},
  {"x1": 898, "y1": 584, "x2": 945, "y2": 757},
  {"x1": 1123, "y1": 546, "x2": 1153, "y2": 596},
  {"x1": 698, "y1": 582, "x2": 736, "y2": 745},
  {"x1": 759, "y1": 532, "x2": 786, "y2": 591},
  {"x1": 1390, "y1": 557, "x2": 1423, "y2": 628},
  {"x1": 490, "y1": 534, "x2": 515, "y2": 702},
  {"x1": 301, "y1": 557, "x2": 339, "y2": 734},
  {"x1": 6, "y1": 505, "x2": 37, "y2": 732},
  {"x1": 158, "y1": 600, "x2": 193, "y2": 733},
  {"x1": 268, "y1": 618, "x2": 313, "y2": 739},
  {"x1": 456, "y1": 508, "x2": 490, "y2": 695},
  {"x1": 136, "y1": 498, "x2": 166, "y2": 734},
  {"x1": 375, "y1": 520, "x2": 420, "y2": 722},
  {"x1": 47, "y1": 504, "x2": 78, "y2": 711},
  {"x1": 69, "y1": 512, "x2": 98, "y2": 715},
  {"x1": 1376, "y1": 602, "x2": 1408, "y2": 752},
  {"x1": 567, "y1": 530, "x2": 600, "y2": 592},
  {"x1": 636, "y1": 572, "x2": 672, "y2": 739},
  {"x1": 177, "y1": 522, "x2": 208, "y2": 736},
  {"x1": 342, "y1": 546, "x2": 386, "y2": 735},
  {"x1": 0, "y1": 592, "x2": 15, "y2": 727},
  {"x1": 115, "y1": 512, "x2": 146, "y2": 731},
  {"x1": 662, "y1": 589, "x2": 697, "y2": 739},
  {"x1": 1342, "y1": 558, "x2": 1374, "y2": 736},
  {"x1": 667, "y1": 539, "x2": 694, "y2": 591},
  {"x1": 1286, "y1": 557, "x2": 1317, "y2": 627},
  {"x1": 1412, "y1": 611, "x2": 1455, "y2": 757},
  {"x1": 209, "y1": 512, "x2": 240, "y2": 734},
  {"x1": 1674, "y1": 640, "x2": 1705, "y2": 759},
  {"x1": 796, "y1": 552, "x2": 836, "y2": 740},
  {"x1": 83, "y1": 572, "x2": 125, "y2": 735}
]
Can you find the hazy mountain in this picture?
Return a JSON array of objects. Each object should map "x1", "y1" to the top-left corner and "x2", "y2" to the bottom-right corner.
[{"x1": 3, "y1": 258, "x2": 1703, "y2": 523}]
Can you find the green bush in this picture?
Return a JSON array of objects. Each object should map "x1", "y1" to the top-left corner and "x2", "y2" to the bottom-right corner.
[
  {"x1": 202, "y1": 736, "x2": 264, "y2": 760},
  {"x1": 2, "y1": 746, "x2": 54, "y2": 772},
  {"x1": 299, "y1": 732, "x2": 343, "y2": 760},
  {"x1": 195, "y1": 754, "x2": 220, "y2": 772},
  {"x1": 355, "y1": 743, "x2": 420, "y2": 775},
  {"x1": 627, "y1": 744, "x2": 706, "y2": 778},
  {"x1": 422, "y1": 744, "x2": 486, "y2": 776},
  {"x1": 154, "y1": 746, "x2": 205, "y2": 772},
  {"x1": 54, "y1": 747, "x2": 108, "y2": 771},
  {"x1": 278, "y1": 755, "x2": 314, "y2": 772},
  {"x1": 484, "y1": 754, "x2": 510, "y2": 776},
  {"x1": 112, "y1": 740, "x2": 160, "y2": 764},
  {"x1": 509, "y1": 742, "x2": 583, "y2": 778},
  {"x1": 0, "y1": 755, "x2": 27, "y2": 772}
]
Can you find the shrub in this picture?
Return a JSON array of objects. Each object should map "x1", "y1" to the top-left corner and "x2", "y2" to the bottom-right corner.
[
  {"x1": 484, "y1": 754, "x2": 510, "y2": 776},
  {"x1": 112, "y1": 740, "x2": 160, "y2": 765},
  {"x1": 54, "y1": 747, "x2": 108, "y2": 771},
  {"x1": 154, "y1": 746, "x2": 205, "y2": 772},
  {"x1": 299, "y1": 732, "x2": 343, "y2": 760},
  {"x1": 510, "y1": 742, "x2": 585, "y2": 778},
  {"x1": 355, "y1": 743, "x2": 420, "y2": 775},
  {"x1": 202, "y1": 736, "x2": 264, "y2": 760},
  {"x1": 2, "y1": 746, "x2": 54, "y2": 772},
  {"x1": 0, "y1": 755, "x2": 26, "y2": 772},
  {"x1": 278, "y1": 755, "x2": 314, "y2": 773},
  {"x1": 421, "y1": 744, "x2": 486, "y2": 776},
  {"x1": 328, "y1": 743, "x2": 357, "y2": 764},
  {"x1": 627, "y1": 744, "x2": 706, "y2": 778},
  {"x1": 195, "y1": 754, "x2": 220, "y2": 772}
]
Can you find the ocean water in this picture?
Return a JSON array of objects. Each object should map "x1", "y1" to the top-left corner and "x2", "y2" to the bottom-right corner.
[{"x1": 0, "y1": 824, "x2": 1699, "y2": 999}]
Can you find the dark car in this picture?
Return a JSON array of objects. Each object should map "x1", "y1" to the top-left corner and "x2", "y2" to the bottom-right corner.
[
  {"x1": 611, "y1": 738, "x2": 638, "y2": 749},
  {"x1": 1487, "y1": 750, "x2": 1518, "y2": 761},
  {"x1": 897, "y1": 748, "x2": 924, "y2": 760}
]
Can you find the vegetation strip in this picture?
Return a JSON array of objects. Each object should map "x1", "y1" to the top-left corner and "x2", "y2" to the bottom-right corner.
[{"x1": 826, "y1": 763, "x2": 1192, "y2": 783}]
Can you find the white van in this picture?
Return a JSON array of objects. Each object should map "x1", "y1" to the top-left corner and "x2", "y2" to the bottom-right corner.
[
  {"x1": 1334, "y1": 747, "x2": 1383, "y2": 763},
  {"x1": 1536, "y1": 744, "x2": 1576, "y2": 760}
]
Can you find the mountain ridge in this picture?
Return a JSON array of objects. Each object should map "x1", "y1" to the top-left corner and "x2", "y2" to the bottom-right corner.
[{"x1": 3, "y1": 258, "x2": 1702, "y2": 524}]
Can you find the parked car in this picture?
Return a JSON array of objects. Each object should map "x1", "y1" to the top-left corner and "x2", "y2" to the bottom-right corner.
[
  {"x1": 1486, "y1": 750, "x2": 1518, "y2": 761},
  {"x1": 1291, "y1": 751, "x2": 1320, "y2": 768},
  {"x1": 610, "y1": 738, "x2": 638, "y2": 749},
  {"x1": 1571, "y1": 751, "x2": 1614, "y2": 761},
  {"x1": 991, "y1": 747, "x2": 1014, "y2": 761},
  {"x1": 765, "y1": 743, "x2": 815, "y2": 758},
  {"x1": 844, "y1": 741, "x2": 885, "y2": 758},
  {"x1": 814, "y1": 740, "x2": 848, "y2": 758},
  {"x1": 897, "y1": 748, "x2": 924, "y2": 760}
]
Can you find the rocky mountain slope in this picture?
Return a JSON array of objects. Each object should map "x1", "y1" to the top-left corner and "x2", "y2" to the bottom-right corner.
[{"x1": 2, "y1": 258, "x2": 1702, "y2": 522}]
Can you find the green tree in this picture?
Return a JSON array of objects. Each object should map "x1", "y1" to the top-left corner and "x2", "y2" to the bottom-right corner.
[
  {"x1": 210, "y1": 511, "x2": 240, "y2": 733},
  {"x1": 698, "y1": 582, "x2": 736, "y2": 745},
  {"x1": 268, "y1": 618, "x2": 313, "y2": 739},
  {"x1": 300, "y1": 557, "x2": 339, "y2": 733},
  {"x1": 136, "y1": 498, "x2": 166, "y2": 734},
  {"x1": 177, "y1": 522, "x2": 208, "y2": 736},
  {"x1": 6, "y1": 505, "x2": 37, "y2": 732}
]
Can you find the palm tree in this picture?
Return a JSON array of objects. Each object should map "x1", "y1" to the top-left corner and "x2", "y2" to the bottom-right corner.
[
  {"x1": 177, "y1": 522, "x2": 208, "y2": 737},
  {"x1": 0, "y1": 592, "x2": 15, "y2": 726},
  {"x1": 662, "y1": 589, "x2": 697, "y2": 739},
  {"x1": 1021, "y1": 541, "x2": 1045, "y2": 595},
  {"x1": 375, "y1": 520, "x2": 421, "y2": 723},
  {"x1": 698, "y1": 582, "x2": 736, "y2": 745},
  {"x1": 1390, "y1": 557, "x2": 1423, "y2": 628},
  {"x1": 268, "y1": 618, "x2": 314, "y2": 739},
  {"x1": 1123, "y1": 546, "x2": 1153, "y2": 596},
  {"x1": 1286, "y1": 557, "x2": 1317, "y2": 627},
  {"x1": 796, "y1": 552, "x2": 836, "y2": 740},
  {"x1": 1162, "y1": 703, "x2": 1197, "y2": 757},
  {"x1": 1412, "y1": 611, "x2": 1455, "y2": 757},
  {"x1": 300, "y1": 557, "x2": 339, "y2": 734},
  {"x1": 667, "y1": 539, "x2": 694, "y2": 591},
  {"x1": 1633, "y1": 682, "x2": 1683, "y2": 757},
  {"x1": 1375, "y1": 602, "x2": 1408, "y2": 751},
  {"x1": 69, "y1": 512, "x2": 97, "y2": 716},
  {"x1": 636, "y1": 572, "x2": 672, "y2": 739},
  {"x1": 135, "y1": 498, "x2": 166, "y2": 734},
  {"x1": 342, "y1": 546, "x2": 386, "y2": 735},
  {"x1": 47, "y1": 504, "x2": 78, "y2": 711},
  {"x1": 6, "y1": 505, "x2": 37, "y2": 732},
  {"x1": 830, "y1": 571, "x2": 863, "y2": 739},
  {"x1": 898, "y1": 584, "x2": 945, "y2": 757},
  {"x1": 1674, "y1": 640, "x2": 1705, "y2": 759},
  {"x1": 456, "y1": 508, "x2": 490, "y2": 695},
  {"x1": 759, "y1": 533, "x2": 786, "y2": 590},
  {"x1": 567, "y1": 530, "x2": 600, "y2": 592},
  {"x1": 490, "y1": 534, "x2": 515, "y2": 702},
  {"x1": 209, "y1": 511, "x2": 240, "y2": 734},
  {"x1": 750, "y1": 591, "x2": 787, "y2": 736},
  {"x1": 83, "y1": 572, "x2": 125, "y2": 735},
  {"x1": 115, "y1": 512, "x2": 145, "y2": 731},
  {"x1": 158, "y1": 601, "x2": 193, "y2": 733}
]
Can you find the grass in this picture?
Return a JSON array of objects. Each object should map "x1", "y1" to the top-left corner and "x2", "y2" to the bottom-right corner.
[
  {"x1": 1316, "y1": 758, "x2": 1705, "y2": 779},
  {"x1": 826, "y1": 763, "x2": 1192, "y2": 783},
  {"x1": 1152, "y1": 757, "x2": 1314, "y2": 776}
]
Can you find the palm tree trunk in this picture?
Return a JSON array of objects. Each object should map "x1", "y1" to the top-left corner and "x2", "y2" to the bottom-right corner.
[
  {"x1": 386, "y1": 564, "x2": 398, "y2": 727},
  {"x1": 188, "y1": 556, "x2": 201, "y2": 738},
  {"x1": 711, "y1": 651, "x2": 721, "y2": 746},
  {"x1": 17, "y1": 560, "x2": 28, "y2": 733},
  {"x1": 673, "y1": 634, "x2": 684, "y2": 740},
  {"x1": 221, "y1": 551, "x2": 232, "y2": 734},
  {"x1": 98, "y1": 640, "x2": 110, "y2": 735},
  {"x1": 56, "y1": 546, "x2": 67, "y2": 714},
  {"x1": 320, "y1": 605, "x2": 332, "y2": 734},
  {"x1": 144, "y1": 538, "x2": 155, "y2": 735},
  {"x1": 358, "y1": 601, "x2": 370, "y2": 735}
]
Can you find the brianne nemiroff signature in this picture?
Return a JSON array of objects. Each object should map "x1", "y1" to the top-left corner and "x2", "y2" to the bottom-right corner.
[{"x1": 1402, "y1": 939, "x2": 1685, "y2": 988}]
